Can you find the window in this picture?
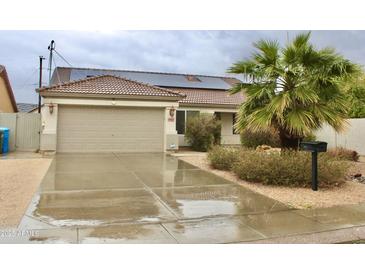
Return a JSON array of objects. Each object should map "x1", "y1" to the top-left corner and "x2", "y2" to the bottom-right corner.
[
  {"x1": 176, "y1": 110, "x2": 185, "y2": 134},
  {"x1": 187, "y1": 110, "x2": 199, "y2": 122},
  {"x1": 176, "y1": 110, "x2": 199, "y2": 134},
  {"x1": 232, "y1": 113, "x2": 239, "y2": 134}
]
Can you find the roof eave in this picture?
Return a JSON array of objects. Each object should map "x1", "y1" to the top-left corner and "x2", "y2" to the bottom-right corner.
[
  {"x1": 157, "y1": 85, "x2": 231, "y2": 91},
  {"x1": 179, "y1": 102, "x2": 240, "y2": 109},
  {"x1": 39, "y1": 91, "x2": 183, "y2": 102}
]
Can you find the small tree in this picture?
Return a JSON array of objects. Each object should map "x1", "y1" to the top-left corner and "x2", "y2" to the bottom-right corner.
[
  {"x1": 228, "y1": 32, "x2": 359, "y2": 149},
  {"x1": 185, "y1": 114, "x2": 221, "y2": 152},
  {"x1": 343, "y1": 73, "x2": 365, "y2": 118}
]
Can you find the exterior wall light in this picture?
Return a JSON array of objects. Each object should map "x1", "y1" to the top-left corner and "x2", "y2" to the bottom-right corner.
[
  {"x1": 169, "y1": 106, "x2": 175, "y2": 117},
  {"x1": 48, "y1": 103, "x2": 54, "y2": 114},
  {"x1": 168, "y1": 106, "x2": 175, "y2": 122}
]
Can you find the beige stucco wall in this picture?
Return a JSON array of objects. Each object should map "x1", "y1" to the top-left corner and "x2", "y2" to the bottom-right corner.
[
  {"x1": 165, "y1": 107, "x2": 179, "y2": 150},
  {"x1": 220, "y1": 112, "x2": 240, "y2": 145},
  {"x1": 40, "y1": 97, "x2": 179, "y2": 152},
  {"x1": 177, "y1": 107, "x2": 240, "y2": 146},
  {"x1": 0, "y1": 78, "x2": 15, "y2": 113},
  {"x1": 315, "y1": 118, "x2": 365, "y2": 155},
  {"x1": 40, "y1": 102, "x2": 58, "y2": 151}
]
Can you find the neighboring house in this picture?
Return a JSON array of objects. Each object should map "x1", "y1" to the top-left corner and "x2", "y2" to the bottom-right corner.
[
  {"x1": 0, "y1": 65, "x2": 18, "y2": 113},
  {"x1": 17, "y1": 103, "x2": 38, "y2": 113},
  {"x1": 39, "y1": 67, "x2": 244, "y2": 153}
]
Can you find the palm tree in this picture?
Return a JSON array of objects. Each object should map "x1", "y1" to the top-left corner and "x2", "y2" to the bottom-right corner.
[{"x1": 228, "y1": 32, "x2": 359, "y2": 149}]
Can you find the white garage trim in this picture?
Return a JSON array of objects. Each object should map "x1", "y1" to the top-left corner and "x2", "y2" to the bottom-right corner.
[
  {"x1": 57, "y1": 105, "x2": 165, "y2": 153},
  {"x1": 43, "y1": 97, "x2": 179, "y2": 108}
]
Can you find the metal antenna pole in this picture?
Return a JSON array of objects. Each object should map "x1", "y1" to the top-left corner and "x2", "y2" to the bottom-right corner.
[
  {"x1": 38, "y1": 56, "x2": 45, "y2": 113},
  {"x1": 48, "y1": 40, "x2": 55, "y2": 85}
]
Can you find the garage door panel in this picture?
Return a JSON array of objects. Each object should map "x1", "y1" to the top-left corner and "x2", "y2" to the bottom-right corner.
[{"x1": 57, "y1": 106, "x2": 164, "y2": 152}]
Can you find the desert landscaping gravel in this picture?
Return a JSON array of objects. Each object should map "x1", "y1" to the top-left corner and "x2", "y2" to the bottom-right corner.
[
  {"x1": 0, "y1": 156, "x2": 52, "y2": 228},
  {"x1": 177, "y1": 154, "x2": 365, "y2": 209}
]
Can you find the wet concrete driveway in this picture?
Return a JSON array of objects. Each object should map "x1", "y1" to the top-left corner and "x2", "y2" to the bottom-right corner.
[{"x1": 7, "y1": 153, "x2": 365, "y2": 243}]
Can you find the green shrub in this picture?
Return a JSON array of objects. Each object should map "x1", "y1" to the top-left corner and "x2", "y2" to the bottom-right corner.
[
  {"x1": 327, "y1": 147, "x2": 359, "y2": 162},
  {"x1": 232, "y1": 150, "x2": 349, "y2": 188},
  {"x1": 240, "y1": 129, "x2": 281, "y2": 148},
  {"x1": 208, "y1": 146, "x2": 242, "y2": 170},
  {"x1": 185, "y1": 114, "x2": 221, "y2": 152}
]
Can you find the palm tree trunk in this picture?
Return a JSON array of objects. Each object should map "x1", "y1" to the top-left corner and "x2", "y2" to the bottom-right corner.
[{"x1": 278, "y1": 129, "x2": 301, "y2": 150}]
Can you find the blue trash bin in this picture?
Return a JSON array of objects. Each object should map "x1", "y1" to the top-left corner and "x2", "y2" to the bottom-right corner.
[
  {"x1": 0, "y1": 131, "x2": 3, "y2": 154},
  {"x1": 0, "y1": 127, "x2": 9, "y2": 154}
]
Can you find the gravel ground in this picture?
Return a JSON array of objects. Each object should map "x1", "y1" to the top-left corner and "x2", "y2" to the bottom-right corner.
[
  {"x1": 0, "y1": 157, "x2": 52, "y2": 228},
  {"x1": 348, "y1": 156, "x2": 365, "y2": 176},
  {"x1": 177, "y1": 154, "x2": 365, "y2": 209}
]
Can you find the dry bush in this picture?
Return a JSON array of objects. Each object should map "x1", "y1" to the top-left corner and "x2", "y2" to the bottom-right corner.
[
  {"x1": 185, "y1": 114, "x2": 221, "y2": 152},
  {"x1": 327, "y1": 147, "x2": 359, "y2": 162},
  {"x1": 208, "y1": 146, "x2": 243, "y2": 170},
  {"x1": 231, "y1": 150, "x2": 349, "y2": 188}
]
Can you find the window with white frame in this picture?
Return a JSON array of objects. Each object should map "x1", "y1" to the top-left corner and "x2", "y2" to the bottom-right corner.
[{"x1": 176, "y1": 110, "x2": 199, "y2": 134}]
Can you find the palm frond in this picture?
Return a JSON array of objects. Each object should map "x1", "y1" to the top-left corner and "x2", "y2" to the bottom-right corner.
[
  {"x1": 292, "y1": 32, "x2": 311, "y2": 49},
  {"x1": 285, "y1": 108, "x2": 315, "y2": 136},
  {"x1": 292, "y1": 86, "x2": 319, "y2": 104},
  {"x1": 244, "y1": 82, "x2": 275, "y2": 99},
  {"x1": 267, "y1": 92, "x2": 292, "y2": 117},
  {"x1": 229, "y1": 82, "x2": 251, "y2": 95},
  {"x1": 253, "y1": 39, "x2": 280, "y2": 65},
  {"x1": 227, "y1": 60, "x2": 257, "y2": 75},
  {"x1": 242, "y1": 107, "x2": 275, "y2": 133}
]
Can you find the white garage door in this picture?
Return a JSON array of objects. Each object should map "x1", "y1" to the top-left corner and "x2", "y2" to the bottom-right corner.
[{"x1": 57, "y1": 105, "x2": 165, "y2": 152}]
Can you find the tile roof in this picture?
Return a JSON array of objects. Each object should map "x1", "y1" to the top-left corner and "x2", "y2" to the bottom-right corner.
[
  {"x1": 16, "y1": 103, "x2": 38, "y2": 112},
  {"x1": 38, "y1": 75, "x2": 184, "y2": 99},
  {"x1": 169, "y1": 87, "x2": 244, "y2": 107}
]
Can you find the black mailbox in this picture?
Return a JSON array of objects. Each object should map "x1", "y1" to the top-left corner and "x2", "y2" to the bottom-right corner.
[
  {"x1": 300, "y1": 141, "x2": 327, "y2": 152},
  {"x1": 300, "y1": 141, "x2": 328, "y2": 191}
]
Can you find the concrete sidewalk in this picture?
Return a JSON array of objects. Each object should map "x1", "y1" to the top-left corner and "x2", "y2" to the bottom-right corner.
[{"x1": 3, "y1": 205, "x2": 365, "y2": 243}]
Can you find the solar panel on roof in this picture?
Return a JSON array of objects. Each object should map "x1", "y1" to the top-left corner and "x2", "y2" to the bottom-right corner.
[{"x1": 69, "y1": 69, "x2": 233, "y2": 90}]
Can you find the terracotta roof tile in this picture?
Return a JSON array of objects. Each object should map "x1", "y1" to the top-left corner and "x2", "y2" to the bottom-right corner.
[
  {"x1": 38, "y1": 75, "x2": 184, "y2": 99},
  {"x1": 169, "y1": 87, "x2": 244, "y2": 106}
]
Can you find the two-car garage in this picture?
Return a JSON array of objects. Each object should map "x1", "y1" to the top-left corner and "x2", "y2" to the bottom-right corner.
[{"x1": 56, "y1": 105, "x2": 165, "y2": 153}]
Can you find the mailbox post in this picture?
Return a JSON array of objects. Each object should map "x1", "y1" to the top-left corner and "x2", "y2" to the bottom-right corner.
[{"x1": 300, "y1": 141, "x2": 327, "y2": 191}]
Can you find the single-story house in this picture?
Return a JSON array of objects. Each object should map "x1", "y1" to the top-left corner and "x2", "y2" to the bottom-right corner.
[
  {"x1": 38, "y1": 67, "x2": 244, "y2": 153},
  {"x1": 0, "y1": 65, "x2": 18, "y2": 113}
]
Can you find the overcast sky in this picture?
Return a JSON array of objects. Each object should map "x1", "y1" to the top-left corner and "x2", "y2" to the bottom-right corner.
[{"x1": 1, "y1": 30, "x2": 365, "y2": 103}]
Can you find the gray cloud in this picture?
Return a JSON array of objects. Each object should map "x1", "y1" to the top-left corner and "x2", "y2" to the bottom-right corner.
[{"x1": 1, "y1": 30, "x2": 365, "y2": 103}]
